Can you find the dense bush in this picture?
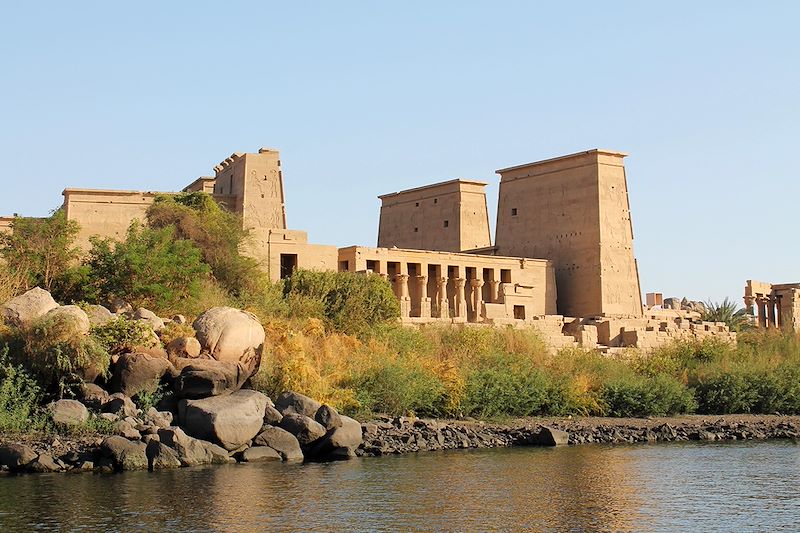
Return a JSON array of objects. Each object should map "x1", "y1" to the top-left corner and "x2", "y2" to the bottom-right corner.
[
  {"x1": 90, "y1": 317, "x2": 156, "y2": 354},
  {"x1": 693, "y1": 371, "x2": 760, "y2": 414},
  {"x1": 255, "y1": 324, "x2": 800, "y2": 420},
  {"x1": 0, "y1": 346, "x2": 46, "y2": 432},
  {"x1": 461, "y1": 352, "x2": 555, "y2": 418},
  {"x1": 0, "y1": 210, "x2": 81, "y2": 295},
  {"x1": 346, "y1": 354, "x2": 446, "y2": 417},
  {"x1": 693, "y1": 365, "x2": 800, "y2": 415},
  {"x1": 19, "y1": 314, "x2": 110, "y2": 397},
  {"x1": 147, "y1": 192, "x2": 266, "y2": 298},
  {"x1": 283, "y1": 270, "x2": 400, "y2": 336},
  {"x1": 84, "y1": 222, "x2": 210, "y2": 313},
  {"x1": 601, "y1": 373, "x2": 697, "y2": 417}
]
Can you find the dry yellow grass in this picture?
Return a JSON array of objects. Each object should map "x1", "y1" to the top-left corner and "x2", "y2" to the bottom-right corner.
[{"x1": 0, "y1": 269, "x2": 25, "y2": 304}]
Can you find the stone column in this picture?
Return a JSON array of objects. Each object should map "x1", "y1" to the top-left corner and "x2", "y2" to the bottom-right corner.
[
  {"x1": 453, "y1": 278, "x2": 467, "y2": 321},
  {"x1": 489, "y1": 280, "x2": 501, "y2": 303},
  {"x1": 395, "y1": 274, "x2": 410, "y2": 319},
  {"x1": 415, "y1": 275, "x2": 430, "y2": 319},
  {"x1": 470, "y1": 279, "x2": 485, "y2": 323},
  {"x1": 757, "y1": 297, "x2": 768, "y2": 328},
  {"x1": 437, "y1": 277, "x2": 448, "y2": 318},
  {"x1": 767, "y1": 297, "x2": 777, "y2": 328}
]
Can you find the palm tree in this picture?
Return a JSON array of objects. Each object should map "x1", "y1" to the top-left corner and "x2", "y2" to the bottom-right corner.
[{"x1": 701, "y1": 298, "x2": 753, "y2": 332}]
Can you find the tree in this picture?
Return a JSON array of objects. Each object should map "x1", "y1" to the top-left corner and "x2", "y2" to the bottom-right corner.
[
  {"x1": 701, "y1": 298, "x2": 753, "y2": 332},
  {"x1": 146, "y1": 192, "x2": 265, "y2": 297},
  {"x1": 85, "y1": 221, "x2": 210, "y2": 313},
  {"x1": 0, "y1": 210, "x2": 80, "y2": 292}
]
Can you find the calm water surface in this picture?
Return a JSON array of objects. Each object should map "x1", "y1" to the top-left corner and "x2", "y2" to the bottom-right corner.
[{"x1": 1, "y1": 440, "x2": 798, "y2": 532}]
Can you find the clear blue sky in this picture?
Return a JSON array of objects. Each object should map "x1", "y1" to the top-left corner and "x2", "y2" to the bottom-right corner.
[{"x1": 1, "y1": 2, "x2": 797, "y2": 304}]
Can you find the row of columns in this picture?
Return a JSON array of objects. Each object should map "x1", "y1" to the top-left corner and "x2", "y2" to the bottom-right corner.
[
  {"x1": 756, "y1": 295, "x2": 782, "y2": 329},
  {"x1": 745, "y1": 288, "x2": 800, "y2": 333},
  {"x1": 387, "y1": 271, "x2": 504, "y2": 322}
]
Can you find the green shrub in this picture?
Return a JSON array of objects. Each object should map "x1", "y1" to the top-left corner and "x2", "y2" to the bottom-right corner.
[
  {"x1": 283, "y1": 270, "x2": 400, "y2": 336},
  {"x1": 91, "y1": 317, "x2": 156, "y2": 354},
  {"x1": 0, "y1": 209, "x2": 81, "y2": 295},
  {"x1": 147, "y1": 192, "x2": 266, "y2": 298},
  {"x1": 696, "y1": 365, "x2": 800, "y2": 415},
  {"x1": 85, "y1": 222, "x2": 210, "y2": 314},
  {"x1": 461, "y1": 352, "x2": 555, "y2": 418},
  {"x1": 134, "y1": 384, "x2": 167, "y2": 413},
  {"x1": 375, "y1": 325, "x2": 435, "y2": 358},
  {"x1": 20, "y1": 314, "x2": 110, "y2": 397},
  {"x1": 344, "y1": 356, "x2": 445, "y2": 417},
  {"x1": 693, "y1": 371, "x2": 760, "y2": 414},
  {"x1": 601, "y1": 373, "x2": 696, "y2": 417},
  {"x1": 0, "y1": 347, "x2": 47, "y2": 432}
]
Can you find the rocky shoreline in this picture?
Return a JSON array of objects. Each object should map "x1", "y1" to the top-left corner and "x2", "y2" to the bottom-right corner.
[
  {"x1": 2, "y1": 289, "x2": 799, "y2": 476},
  {"x1": 357, "y1": 414, "x2": 800, "y2": 456},
  {"x1": 3, "y1": 413, "x2": 799, "y2": 475}
]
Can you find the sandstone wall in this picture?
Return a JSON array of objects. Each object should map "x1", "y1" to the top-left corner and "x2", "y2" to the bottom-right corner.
[
  {"x1": 338, "y1": 245, "x2": 556, "y2": 323},
  {"x1": 63, "y1": 189, "x2": 158, "y2": 250},
  {"x1": 495, "y1": 150, "x2": 642, "y2": 318},
  {"x1": 378, "y1": 179, "x2": 491, "y2": 253}
]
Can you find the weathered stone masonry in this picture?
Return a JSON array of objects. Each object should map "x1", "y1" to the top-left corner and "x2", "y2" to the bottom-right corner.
[{"x1": 3, "y1": 147, "x2": 749, "y2": 350}]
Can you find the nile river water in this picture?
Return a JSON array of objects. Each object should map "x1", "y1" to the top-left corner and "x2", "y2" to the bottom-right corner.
[{"x1": 1, "y1": 440, "x2": 798, "y2": 532}]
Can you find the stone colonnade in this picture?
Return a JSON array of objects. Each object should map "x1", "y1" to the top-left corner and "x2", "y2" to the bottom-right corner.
[
  {"x1": 745, "y1": 281, "x2": 800, "y2": 333},
  {"x1": 755, "y1": 295, "x2": 782, "y2": 329},
  {"x1": 370, "y1": 260, "x2": 509, "y2": 322}
]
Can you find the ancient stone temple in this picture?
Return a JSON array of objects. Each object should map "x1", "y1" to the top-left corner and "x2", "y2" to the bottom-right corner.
[
  {"x1": 744, "y1": 280, "x2": 800, "y2": 332},
  {"x1": 1, "y1": 146, "x2": 740, "y2": 351},
  {"x1": 494, "y1": 150, "x2": 642, "y2": 318},
  {"x1": 60, "y1": 149, "x2": 337, "y2": 279},
  {"x1": 378, "y1": 179, "x2": 492, "y2": 253}
]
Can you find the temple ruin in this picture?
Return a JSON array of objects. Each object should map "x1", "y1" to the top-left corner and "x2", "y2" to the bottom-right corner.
[
  {"x1": 744, "y1": 280, "x2": 800, "y2": 332},
  {"x1": 2, "y1": 147, "x2": 744, "y2": 351}
]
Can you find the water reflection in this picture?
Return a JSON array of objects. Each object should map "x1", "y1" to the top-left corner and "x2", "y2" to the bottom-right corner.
[{"x1": 1, "y1": 441, "x2": 799, "y2": 532}]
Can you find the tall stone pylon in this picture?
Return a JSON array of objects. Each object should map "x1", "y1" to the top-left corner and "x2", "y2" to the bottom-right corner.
[
  {"x1": 211, "y1": 148, "x2": 287, "y2": 231},
  {"x1": 494, "y1": 149, "x2": 643, "y2": 318}
]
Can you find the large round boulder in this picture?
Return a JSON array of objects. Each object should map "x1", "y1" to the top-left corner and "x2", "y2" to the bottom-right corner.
[
  {"x1": 0, "y1": 287, "x2": 58, "y2": 327},
  {"x1": 279, "y1": 413, "x2": 327, "y2": 447},
  {"x1": 43, "y1": 305, "x2": 91, "y2": 336},
  {"x1": 192, "y1": 307, "x2": 265, "y2": 377},
  {"x1": 134, "y1": 307, "x2": 165, "y2": 332},
  {"x1": 84, "y1": 304, "x2": 115, "y2": 326},
  {"x1": 254, "y1": 426, "x2": 304, "y2": 462},
  {"x1": 48, "y1": 399, "x2": 90, "y2": 426},
  {"x1": 100, "y1": 436, "x2": 148, "y2": 471},
  {"x1": 0, "y1": 443, "x2": 38, "y2": 471},
  {"x1": 306, "y1": 415, "x2": 363, "y2": 461},
  {"x1": 167, "y1": 336, "x2": 201, "y2": 359}
]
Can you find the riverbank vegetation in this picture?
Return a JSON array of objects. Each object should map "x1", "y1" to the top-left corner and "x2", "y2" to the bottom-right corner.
[
  {"x1": 1, "y1": 193, "x2": 799, "y2": 435},
  {"x1": 253, "y1": 322, "x2": 800, "y2": 420}
]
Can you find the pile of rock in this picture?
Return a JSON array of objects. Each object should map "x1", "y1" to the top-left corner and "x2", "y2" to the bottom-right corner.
[
  {"x1": 662, "y1": 297, "x2": 707, "y2": 314},
  {"x1": 0, "y1": 287, "x2": 366, "y2": 474},
  {"x1": 0, "y1": 389, "x2": 365, "y2": 474},
  {"x1": 554, "y1": 417, "x2": 800, "y2": 444},
  {"x1": 357, "y1": 417, "x2": 568, "y2": 456}
]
